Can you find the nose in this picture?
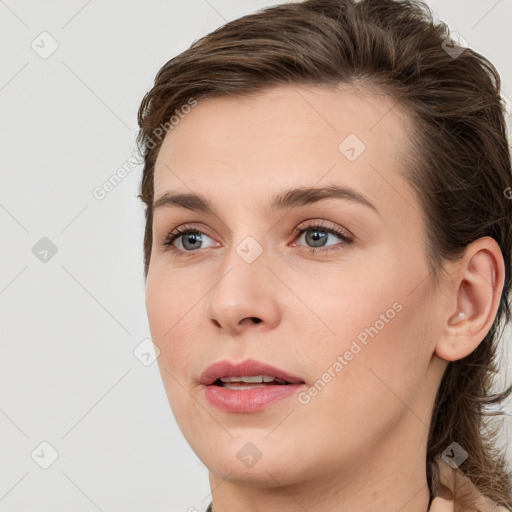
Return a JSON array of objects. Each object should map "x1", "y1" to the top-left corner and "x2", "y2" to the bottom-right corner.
[{"x1": 205, "y1": 243, "x2": 281, "y2": 335}]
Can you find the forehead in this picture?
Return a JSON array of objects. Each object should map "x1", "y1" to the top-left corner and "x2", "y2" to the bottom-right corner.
[
  {"x1": 155, "y1": 84, "x2": 409, "y2": 169},
  {"x1": 153, "y1": 84, "x2": 417, "y2": 222}
]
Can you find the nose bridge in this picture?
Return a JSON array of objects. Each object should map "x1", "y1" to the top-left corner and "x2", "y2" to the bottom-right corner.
[{"x1": 206, "y1": 232, "x2": 280, "y2": 332}]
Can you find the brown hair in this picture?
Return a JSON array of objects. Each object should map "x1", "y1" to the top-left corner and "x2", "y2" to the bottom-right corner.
[{"x1": 136, "y1": 0, "x2": 512, "y2": 507}]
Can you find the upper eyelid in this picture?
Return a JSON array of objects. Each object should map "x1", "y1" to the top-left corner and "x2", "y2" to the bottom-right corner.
[{"x1": 166, "y1": 220, "x2": 346, "y2": 235}]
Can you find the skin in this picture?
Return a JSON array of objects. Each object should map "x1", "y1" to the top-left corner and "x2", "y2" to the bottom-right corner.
[{"x1": 145, "y1": 84, "x2": 504, "y2": 512}]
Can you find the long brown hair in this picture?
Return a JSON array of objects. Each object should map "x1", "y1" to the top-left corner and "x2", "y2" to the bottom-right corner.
[{"x1": 136, "y1": 0, "x2": 512, "y2": 507}]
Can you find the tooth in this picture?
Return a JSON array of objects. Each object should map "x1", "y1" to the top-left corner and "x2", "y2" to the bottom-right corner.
[
  {"x1": 240, "y1": 375, "x2": 263, "y2": 383},
  {"x1": 222, "y1": 384, "x2": 266, "y2": 390},
  {"x1": 218, "y1": 375, "x2": 287, "y2": 384},
  {"x1": 219, "y1": 375, "x2": 266, "y2": 383},
  {"x1": 220, "y1": 377, "x2": 243, "y2": 383}
]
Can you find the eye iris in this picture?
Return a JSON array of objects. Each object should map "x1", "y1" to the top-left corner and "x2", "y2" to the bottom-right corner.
[
  {"x1": 306, "y1": 229, "x2": 327, "y2": 247},
  {"x1": 182, "y1": 232, "x2": 202, "y2": 250}
]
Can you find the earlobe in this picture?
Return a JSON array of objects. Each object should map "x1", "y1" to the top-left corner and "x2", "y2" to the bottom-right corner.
[{"x1": 434, "y1": 237, "x2": 505, "y2": 362}]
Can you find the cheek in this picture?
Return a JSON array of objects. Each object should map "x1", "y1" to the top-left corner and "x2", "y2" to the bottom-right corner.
[
  {"x1": 295, "y1": 265, "x2": 398, "y2": 346},
  {"x1": 297, "y1": 299, "x2": 431, "y2": 451},
  {"x1": 145, "y1": 269, "x2": 200, "y2": 364},
  {"x1": 145, "y1": 274, "x2": 202, "y2": 420},
  {"x1": 300, "y1": 259, "x2": 431, "y2": 395},
  {"x1": 336, "y1": 286, "x2": 434, "y2": 419},
  {"x1": 145, "y1": 276, "x2": 170, "y2": 346}
]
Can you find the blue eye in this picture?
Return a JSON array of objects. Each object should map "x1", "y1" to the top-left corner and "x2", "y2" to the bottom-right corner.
[
  {"x1": 164, "y1": 227, "x2": 217, "y2": 254},
  {"x1": 163, "y1": 220, "x2": 353, "y2": 257},
  {"x1": 291, "y1": 221, "x2": 353, "y2": 254},
  {"x1": 294, "y1": 225, "x2": 351, "y2": 249}
]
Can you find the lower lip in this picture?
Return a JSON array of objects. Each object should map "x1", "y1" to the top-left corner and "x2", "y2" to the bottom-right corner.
[{"x1": 203, "y1": 383, "x2": 305, "y2": 413}]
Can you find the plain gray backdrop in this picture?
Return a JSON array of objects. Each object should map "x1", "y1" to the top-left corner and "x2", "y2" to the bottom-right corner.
[{"x1": 1, "y1": 0, "x2": 511, "y2": 511}]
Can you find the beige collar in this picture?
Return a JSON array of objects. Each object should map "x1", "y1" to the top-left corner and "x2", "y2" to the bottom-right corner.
[{"x1": 429, "y1": 455, "x2": 511, "y2": 511}]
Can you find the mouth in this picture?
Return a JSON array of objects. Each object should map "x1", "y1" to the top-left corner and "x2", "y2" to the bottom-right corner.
[
  {"x1": 199, "y1": 359, "x2": 306, "y2": 413},
  {"x1": 212, "y1": 375, "x2": 294, "y2": 390},
  {"x1": 199, "y1": 358, "x2": 306, "y2": 387}
]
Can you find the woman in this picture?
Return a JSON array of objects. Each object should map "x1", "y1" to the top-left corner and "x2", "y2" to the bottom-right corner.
[{"x1": 136, "y1": 0, "x2": 512, "y2": 510}]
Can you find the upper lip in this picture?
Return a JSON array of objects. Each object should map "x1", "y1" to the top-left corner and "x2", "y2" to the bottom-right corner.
[{"x1": 199, "y1": 358, "x2": 305, "y2": 385}]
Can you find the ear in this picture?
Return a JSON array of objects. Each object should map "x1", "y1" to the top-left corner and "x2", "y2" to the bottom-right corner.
[{"x1": 434, "y1": 236, "x2": 505, "y2": 362}]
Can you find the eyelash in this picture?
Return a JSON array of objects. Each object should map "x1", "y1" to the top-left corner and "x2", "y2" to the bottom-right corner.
[{"x1": 162, "y1": 220, "x2": 353, "y2": 258}]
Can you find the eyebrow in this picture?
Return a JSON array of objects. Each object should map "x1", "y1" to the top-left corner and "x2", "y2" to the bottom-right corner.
[{"x1": 153, "y1": 185, "x2": 380, "y2": 217}]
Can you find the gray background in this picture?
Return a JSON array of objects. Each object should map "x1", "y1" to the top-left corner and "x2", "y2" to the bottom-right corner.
[{"x1": 1, "y1": 1, "x2": 511, "y2": 511}]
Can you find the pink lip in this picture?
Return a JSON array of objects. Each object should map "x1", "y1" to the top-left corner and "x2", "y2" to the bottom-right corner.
[
  {"x1": 199, "y1": 358, "x2": 305, "y2": 385},
  {"x1": 199, "y1": 358, "x2": 306, "y2": 413}
]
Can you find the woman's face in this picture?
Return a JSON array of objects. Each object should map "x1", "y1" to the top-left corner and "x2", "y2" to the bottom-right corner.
[{"x1": 145, "y1": 84, "x2": 446, "y2": 487}]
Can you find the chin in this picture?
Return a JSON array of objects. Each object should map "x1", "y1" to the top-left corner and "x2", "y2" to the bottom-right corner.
[
  {"x1": 194, "y1": 434, "x2": 301, "y2": 487},
  {"x1": 206, "y1": 456, "x2": 301, "y2": 488}
]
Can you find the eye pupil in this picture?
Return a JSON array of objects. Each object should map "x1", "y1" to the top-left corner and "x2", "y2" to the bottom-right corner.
[{"x1": 306, "y1": 229, "x2": 327, "y2": 247}]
